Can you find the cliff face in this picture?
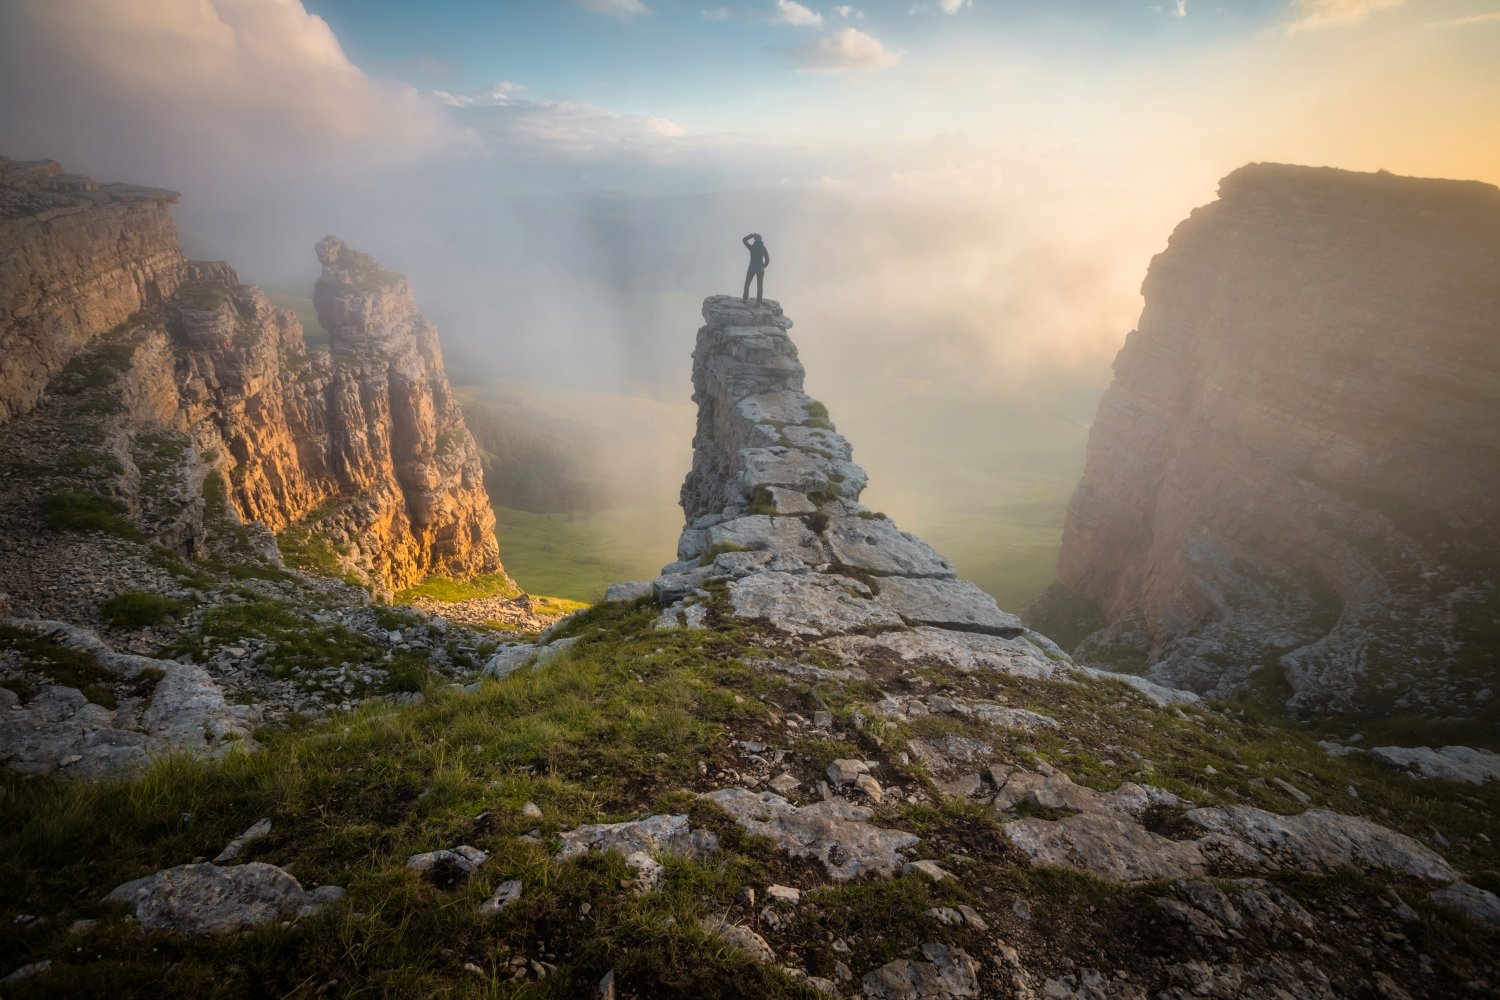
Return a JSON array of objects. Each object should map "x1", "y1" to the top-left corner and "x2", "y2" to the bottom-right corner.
[
  {"x1": 1050, "y1": 164, "x2": 1500, "y2": 718},
  {"x1": 0, "y1": 158, "x2": 185, "y2": 423},
  {"x1": 0, "y1": 160, "x2": 503, "y2": 594}
]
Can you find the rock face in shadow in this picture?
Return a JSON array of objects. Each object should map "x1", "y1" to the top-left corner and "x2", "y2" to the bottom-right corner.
[
  {"x1": 0, "y1": 160, "x2": 504, "y2": 593},
  {"x1": 1046, "y1": 163, "x2": 1500, "y2": 716}
]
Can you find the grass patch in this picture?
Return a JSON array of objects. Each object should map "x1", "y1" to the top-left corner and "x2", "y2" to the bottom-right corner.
[
  {"x1": 0, "y1": 625, "x2": 162, "y2": 709},
  {"x1": 396, "y1": 572, "x2": 519, "y2": 604},
  {"x1": 99, "y1": 591, "x2": 186, "y2": 629},
  {"x1": 40, "y1": 489, "x2": 141, "y2": 540}
]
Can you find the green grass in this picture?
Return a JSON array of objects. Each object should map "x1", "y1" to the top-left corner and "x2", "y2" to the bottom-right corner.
[
  {"x1": 495, "y1": 507, "x2": 680, "y2": 603},
  {"x1": 40, "y1": 489, "x2": 142, "y2": 540},
  {"x1": 396, "y1": 572, "x2": 520, "y2": 604},
  {"x1": 99, "y1": 591, "x2": 187, "y2": 629}
]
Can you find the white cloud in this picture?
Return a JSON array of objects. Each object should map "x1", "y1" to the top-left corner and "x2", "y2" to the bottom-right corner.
[
  {"x1": 939, "y1": 0, "x2": 971, "y2": 12},
  {"x1": 773, "y1": 0, "x2": 825, "y2": 26},
  {"x1": 702, "y1": 6, "x2": 732, "y2": 19},
  {"x1": 1150, "y1": 1, "x2": 1188, "y2": 15},
  {"x1": 433, "y1": 81, "x2": 527, "y2": 108},
  {"x1": 569, "y1": 0, "x2": 652, "y2": 20},
  {"x1": 1425, "y1": 10, "x2": 1500, "y2": 27},
  {"x1": 0, "y1": 0, "x2": 461, "y2": 181},
  {"x1": 788, "y1": 27, "x2": 903, "y2": 71},
  {"x1": 1287, "y1": 0, "x2": 1405, "y2": 33},
  {"x1": 456, "y1": 99, "x2": 685, "y2": 158},
  {"x1": 833, "y1": 4, "x2": 864, "y2": 17}
]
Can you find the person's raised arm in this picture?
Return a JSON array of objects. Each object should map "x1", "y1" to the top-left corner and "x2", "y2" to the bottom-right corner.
[{"x1": 742, "y1": 233, "x2": 756, "y2": 248}]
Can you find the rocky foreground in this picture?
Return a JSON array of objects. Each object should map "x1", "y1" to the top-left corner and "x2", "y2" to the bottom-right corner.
[{"x1": 6, "y1": 296, "x2": 1490, "y2": 996}]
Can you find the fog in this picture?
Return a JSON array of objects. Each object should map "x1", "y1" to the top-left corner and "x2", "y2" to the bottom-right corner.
[{"x1": 3, "y1": 0, "x2": 1495, "y2": 602}]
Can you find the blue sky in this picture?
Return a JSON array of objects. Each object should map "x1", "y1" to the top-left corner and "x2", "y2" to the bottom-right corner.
[{"x1": 303, "y1": 0, "x2": 1289, "y2": 131}]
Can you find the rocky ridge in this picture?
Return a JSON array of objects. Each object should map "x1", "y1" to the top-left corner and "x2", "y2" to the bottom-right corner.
[
  {"x1": 1038, "y1": 163, "x2": 1500, "y2": 724},
  {"x1": 0, "y1": 158, "x2": 504, "y2": 595}
]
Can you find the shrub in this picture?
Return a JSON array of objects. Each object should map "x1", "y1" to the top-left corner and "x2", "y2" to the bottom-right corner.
[
  {"x1": 100, "y1": 591, "x2": 186, "y2": 628},
  {"x1": 40, "y1": 489, "x2": 142, "y2": 539}
]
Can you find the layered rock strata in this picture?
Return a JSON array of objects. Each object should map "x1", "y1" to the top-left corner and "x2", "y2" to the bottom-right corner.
[
  {"x1": 0, "y1": 157, "x2": 185, "y2": 423},
  {"x1": 0, "y1": 160, "x2": 504, "y2": 592},
  {"x1": 646, "y1": 296, "x2": 1050, "y2": 664},
  {"x1": 1047, "y1": 164, "x2": 1500, "y2": 714},
  {"x1": 175, "y1": 238, "x2": 502, "y2": 589}
]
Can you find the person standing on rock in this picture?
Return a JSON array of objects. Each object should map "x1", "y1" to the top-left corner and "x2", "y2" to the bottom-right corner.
[{"x1": 742, "y1": 232, "x2": 770, "y2": 305}]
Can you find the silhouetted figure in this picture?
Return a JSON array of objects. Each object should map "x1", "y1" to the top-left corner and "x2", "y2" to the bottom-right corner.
[{"x1": 742, "y1": 232, "x2": 770, "y2": 304}]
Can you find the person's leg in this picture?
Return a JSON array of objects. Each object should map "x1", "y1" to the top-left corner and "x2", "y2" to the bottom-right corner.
[
  {"x1": 755, "y1": 268, "x2": 764, "y2": 304},
  {"x1": 743, "y1": 266, "x2": 753, "y2": 302}
]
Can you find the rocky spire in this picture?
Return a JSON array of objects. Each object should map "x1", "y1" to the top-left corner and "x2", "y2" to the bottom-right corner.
[{"x1": 645, "y1": 296, "x2": 1038, "y2": 642}]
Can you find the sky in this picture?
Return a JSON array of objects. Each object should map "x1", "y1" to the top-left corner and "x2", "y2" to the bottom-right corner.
[{"x1": 0, "y1": 0, "x2": 1497, "y2": 389}]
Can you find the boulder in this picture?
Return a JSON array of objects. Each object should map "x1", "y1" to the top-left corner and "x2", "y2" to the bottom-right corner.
[{"x1": 105, "y1": 862, "x2": 343, "y2": 935}]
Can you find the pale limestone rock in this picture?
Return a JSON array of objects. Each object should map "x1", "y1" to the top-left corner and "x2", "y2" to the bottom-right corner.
[
  {"x1": 105, "y1": 862, "x2": 343, "y2": 935},
  {"x1": 699, "y1": 914, "x2": 776, "y2": 963},
  {"x1": 478, "y1": 879, "x2": 522, "y2": 917},
  {"x1": 603, "y1": 580, "x2": 655, "y2": 603},
  {"x1": 727, "y1": 572, "x2": 904, "y2": 637},
  {"x1": 0, "y1": 619, "x2": 256, "y2": 777},
  {"x1": 213, "y1": 818, "x2": 272, "y2": 864},
  {"x1": 407, "y1": 845, "x2": 489, "y2": 878},
  {"x1": 702, "y1": 788, "x2": 918, "y2": 880},
  {"x1": 1183, "y1": 806, "x2": 1457, "y2": 883},
  {"x1": 821, "y1": 628, "x2": 1063, "y2": 680},
  {"x1": 821, "y1": 518, "x2": 954, "y2": 578},
  {"x1": 861, "y1": 943, "x2": 980, "y2": 1000},
  {"x1": 1429, "y1": 880, "x2": 1500, "y2": 925},
  {"x1": 554, "y1": 814, "x2": 719, "y2": 882},
  {"x1": 1370, "y1": 745, "x2": 1500, "y2": 785},
  {"x1": 1005, "y1": 812, "x2": 1210, "y2": 883}
]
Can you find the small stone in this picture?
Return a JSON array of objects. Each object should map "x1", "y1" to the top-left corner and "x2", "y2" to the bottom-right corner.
[
  {"x1": 406, "y1": 845, "x2": 490, "y2": 878},
  {"x1": 1012, "y1": 899, "x2": 1032, "y2": 921},
  {"x1": 769, "y1": 773, "x2": 800, "y2": 794},
  {"x1": 766, "y1": 884, "x2": 801, "y2": 904},
  {"x1": 213, "y1": 817, "x2": 272, "y2": 864},
  {"x1": 827, "y1": 759, "x2": 869, "y2": 785},
  {"x1": 599, "y1": 969, "x2": 617, "y2": 1000},
  {"x1": 478, "y1": 879, "x2": 523, "y2": 917},
  {"x1": 814, "y1": 710, "x2": 833, "y2": 729},
  {"x1": 520, "y1": 801, "x2": 543, "y2": 819},
  {"x1": 463, "y1": 962, "x2": 485, "y2": 977},
  {"x1": 902, "y1": 859, "x2": 952, "y2": 882},
  {"x1": 956, "y1": 904, "x2": 988, "y2": 931},
  {"x1": 855, "y1": 773, "x2": 883, "y2": 804},
  {"x1": 0, "y1": 961, "x2": 52, "y2": 986},
  {"x1": 927, "y1": 906, "x2": 964, "y2": 925},
  {"x1": 1271, "y1": 777, "x2": 1312, "y2": 804}
]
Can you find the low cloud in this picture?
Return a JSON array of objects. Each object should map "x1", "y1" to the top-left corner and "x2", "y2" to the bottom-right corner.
[
  {"x1": 787, "y1": 27, "x2": 902, "y2": 71},
  {"x1": 457, "y1": 100, "x2": 686, "y2": 157},
  {"x1": 1424, "y1": 10, "x2": 1500, "y2": 27},
  {"x1": 833, "y1": 5, "x2": 864, "y2": 18},
  {"x1": 773, "y1": 0, "x2": 825, "y2": 26},
  {"x1": 569, "y1": 0, "x2": 653, "y2": 20},
  {"x1": 0, "y1": 0, "x2": 461, "y2": 182},
  {"x1": 1287, "y1": 0, "x2": 1405, "y2": 33}
]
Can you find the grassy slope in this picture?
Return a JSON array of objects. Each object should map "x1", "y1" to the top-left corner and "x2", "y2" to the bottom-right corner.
[{"x1": 2, "y1": 597, "x2": 1496, "y2": 997}]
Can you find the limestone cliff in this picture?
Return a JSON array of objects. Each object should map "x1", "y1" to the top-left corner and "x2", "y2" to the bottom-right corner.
[
  {"x1": 0, "y1": 157, "x2": 185, "y2": 423},
  {"x1": 1043, "y1": 164, "x2": 1500, "y2": 720},
  {"x1": 0, "y1": 160, "x2": 504, "y2": 594}
]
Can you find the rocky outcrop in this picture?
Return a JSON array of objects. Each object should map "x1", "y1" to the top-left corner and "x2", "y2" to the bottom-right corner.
[
  {"x1": 172, "y1": 240, "x2": 503, "y2": 590},
  {"x1": 0, "y1": 160, "x2": 504, "y2": 593},
  {"x1": 0, "y1": 158, "x2": 185, "y2": 423},
  {"x1": 640, "y1": 296, "x2": 1064, "y2": 679},
  {"x1": 1045, "y1": 164, "x2": 1500, "y2": 715}
]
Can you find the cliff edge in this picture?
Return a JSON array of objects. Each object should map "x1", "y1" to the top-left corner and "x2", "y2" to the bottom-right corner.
[{"x1": 1039, "y1": 163, "x2": 1500, "y2": 724}]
